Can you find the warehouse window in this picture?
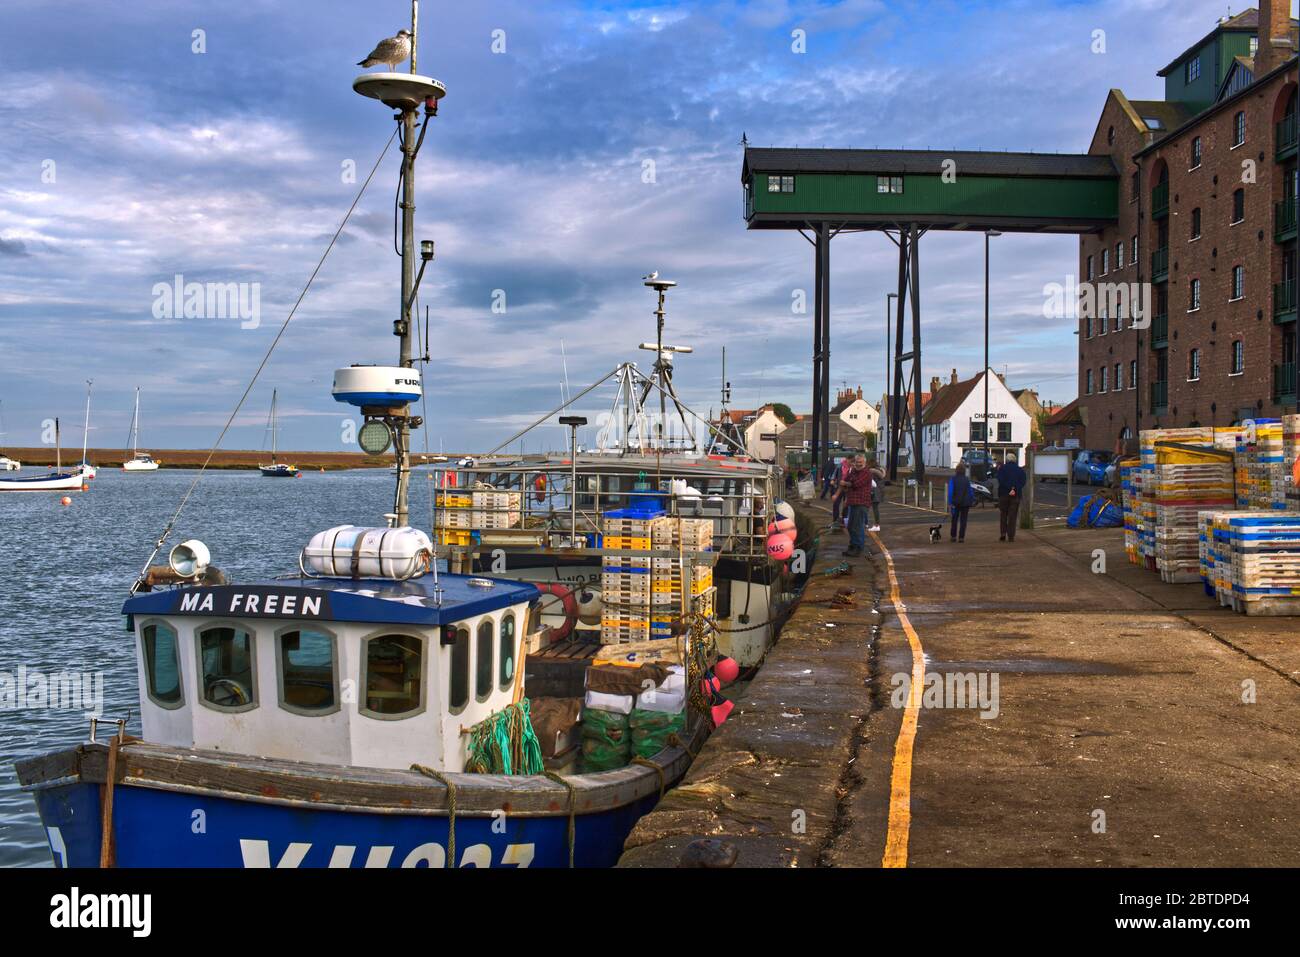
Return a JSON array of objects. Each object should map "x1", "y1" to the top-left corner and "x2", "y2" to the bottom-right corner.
[
  {"x1": 1189, "y1": 278, "x2": 1201, "y2": 311},
  {"x1": 1231, "y1": 265, "x2": 1244, "y2": 301},
  {"x1": 1231, "y1": 340, "x2": 1244, "y2": 375},
  {"x1": 1101, "y1": 249, "x2": 1109, "y2": 275},
  {"x1": 1232, "y1": 111, "x2": 1245, "y2": 147},
  {"x1": 1190, "y1": 137, "x2": 1201, "y2": 169},
  {"x1": 1115, "y1": 362, "x2": 1123, "y2": 391},
  {"x1": 1086, "y1": 369, "x2": 1094, "y2": 395},
  {"x1": 1086, "y1": 316, "x2": 1094, "y2": 338},
  {"x1": 766, "y1": 175, "x2": 794, "y2": 193},
  {"x1": 1130, "y1": 172, "x2": 1139, "y2": 203},
  {"x1": 1190, "y1": 207, "x2": 1201, "y2": 240},
  {"x1": 1129, "y1": 360, "x2": 1137, "y2": 390},
  {"x1": 876, "y1": 175, "x2": 903, "y2": 194},
  {"x1": 1115, "y1": 242, "x2": 1124, "y2": 271},
  {"x1": 1188, "y1": 348, "x2": 1201, "y2": 381},
  {"x1": 1100, "y1": 365, "x2": 1108, "y2": 392},
  {"x1": 1130, "y1": 236, "x2": 1138, "y2": 265},
  {"x1": 1086, "y1": 255, "x2": 1094, "y2": 280},
  {"x1": 1186, "y1": 56, "x2": 1200, "y2": 83},
  {"x1": 1231, "y1": 189, "x2": 1245, "y2": 224}
]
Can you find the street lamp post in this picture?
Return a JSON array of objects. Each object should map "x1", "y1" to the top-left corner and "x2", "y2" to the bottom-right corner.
[{"x1": 984, "y1": 230, "x2": 1001, "y2": 475}]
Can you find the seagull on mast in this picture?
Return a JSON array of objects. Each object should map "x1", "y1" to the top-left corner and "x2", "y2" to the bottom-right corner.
[{"x1": 358, "y1": 29, "x2": 413, "y2": 70}]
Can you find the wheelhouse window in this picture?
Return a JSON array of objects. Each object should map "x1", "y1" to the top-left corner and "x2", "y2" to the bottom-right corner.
[
  {"x1": 766, "y1": 175, "x2": 794, "y2": 193},
  {"x1": 278, "y1": 629, "x2": 338, "y2": 715},
  {"x1": 362, "y1": 633, "x2": 424, "y2": 718},
  {"x1": 197, "y1": 626, "x2": 256, "y2": 712},
  {"x1": 499, "y1": 613, "x2": 516, "y2": 690},
  {"x1": 446, "y1": 625, "x2": 470, "y2": 713},
  {"x1": 876, "y1": 175, "x2": 903, "y2": 194},
  {"x1": 475, "y1": 619, "x2": 494, "y2": 701},
  {"x1": 142, "y1": 622, "x2": 182, "y2": 708}
]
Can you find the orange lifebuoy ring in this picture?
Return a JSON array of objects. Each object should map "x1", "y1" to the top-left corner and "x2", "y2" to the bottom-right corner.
[{"x1": 533, "y1": 473, "x2": 547, "y2": 503}]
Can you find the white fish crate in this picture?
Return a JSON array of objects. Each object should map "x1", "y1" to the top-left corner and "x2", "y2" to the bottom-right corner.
[{"x1": 472, "y1": 489, "x2": 521, "y2": 528}]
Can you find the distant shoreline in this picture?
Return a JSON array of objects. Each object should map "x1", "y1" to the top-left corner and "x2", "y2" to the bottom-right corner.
[{"x1": 0, "y1": 447, "x2": 454, "y2": 471}]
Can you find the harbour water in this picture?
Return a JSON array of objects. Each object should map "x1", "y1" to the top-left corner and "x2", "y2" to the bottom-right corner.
[{"x1": 0, "y1": 467, "x2": 428, "y2": 866}]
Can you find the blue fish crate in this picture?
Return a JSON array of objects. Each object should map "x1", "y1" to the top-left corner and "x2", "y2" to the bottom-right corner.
[{"x1": 606, "y1": 504, "x2": 666, "y2": 519}]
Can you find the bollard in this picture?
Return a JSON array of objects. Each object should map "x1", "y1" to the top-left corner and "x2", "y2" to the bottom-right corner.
[{"x1": 927, "y1": 482, "x2": 933, "y2": 510}]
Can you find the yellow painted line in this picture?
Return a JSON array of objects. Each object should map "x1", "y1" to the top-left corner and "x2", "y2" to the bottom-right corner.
[{"x1": 869, "y1": 529, "x2": 925, "y2": 868}]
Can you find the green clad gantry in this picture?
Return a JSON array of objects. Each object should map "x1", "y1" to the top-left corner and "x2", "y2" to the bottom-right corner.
[{"x1": 740, "y1": 146, "x2": 1121, "y2": 482}]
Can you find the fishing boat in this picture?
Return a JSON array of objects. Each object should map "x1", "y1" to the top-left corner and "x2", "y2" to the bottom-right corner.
[
  {"x1": 259, "y1": 390, "x2": 301, "y2": 477},
  {"x1": 72, "y1": 380, "x2": 97, "y2": 481},
  {"x1": 122, "y1": 387, "x2": 160, "y2": 471},
  {"x1": 15, "y1": 17, "x2": 715, "y2": 869},
  {"x1": 434, "y1": 279, "x2": 802, "y2": 670},
  {"x1": 0, "y1": 418, "x2": 83, "y2": 492}
]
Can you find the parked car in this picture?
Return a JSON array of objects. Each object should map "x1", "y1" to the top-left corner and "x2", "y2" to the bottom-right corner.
[
  {"x1": 961, "y1": 448, "x2": 997, "y2": 480},
  {"x1": 1072, "y1": 449, "x2": 1113, "y2": 485}
]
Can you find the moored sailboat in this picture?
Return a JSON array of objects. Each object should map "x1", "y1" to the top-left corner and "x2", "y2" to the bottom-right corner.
[
  {"x1": 122, "y1": 387, "x2": 160, "y2": 471},
  {"x1": 0, "y1": 417, "x2": 84, "y2": 492},
  {"x1": 259, "y1": 390, "x2": 301, "y2": 477}
]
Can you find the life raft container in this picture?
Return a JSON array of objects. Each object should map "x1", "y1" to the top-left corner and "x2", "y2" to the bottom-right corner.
[{"x1": 302, "y1": 525, "x2": 433, "y2": 580}]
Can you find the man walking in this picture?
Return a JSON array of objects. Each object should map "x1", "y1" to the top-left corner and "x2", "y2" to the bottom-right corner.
[
  {"x1": 946, "y1": 462, "x2": 974, "y2": 543},
  {"x1": 833, "y1": 453, "x2": 877, "y2": 557},
  {"x1": 995, "y1": 453, "x2": 1028, "y2": 542}
]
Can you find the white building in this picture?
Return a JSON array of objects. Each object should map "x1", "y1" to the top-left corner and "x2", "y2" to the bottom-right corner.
[
  {"x1": 920, "y1": 368, "x2": 1032, "y2": 468},
  {"x1": 875, "y1": 389, "x2": 931, "y2": 471},
  {"x1": 831, "y1": 386, "x2": 879, "y2": 436},
  {"x1": 715, "y1": 406, "x2": 788, "y2": 461}
]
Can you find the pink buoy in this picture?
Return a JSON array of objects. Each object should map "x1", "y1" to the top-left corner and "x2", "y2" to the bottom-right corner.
[
  {"x1": 714, "y1": 656, "x2": 740, "y2": 685},
  {"x1": 766, "y1": 534, "x2": 793, "y2": 561}
]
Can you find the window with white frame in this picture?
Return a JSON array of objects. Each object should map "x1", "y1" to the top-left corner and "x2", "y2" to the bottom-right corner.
[
  {"x1": 1115, "y1": 362, "x2": 1123, "y2": 391},
  {"x1": 1115, "y1": 242, "x2": 1124, "y2": 270},
  {"x1": 1100, "y1": 365, "x2": 1108, "y2": 392},
  {"x1": 1101, "y1": 248, "x2": 1109, "y2": 274},
  {"x1": 1231, "y1": 340, "x2": 1244, "y2": 374},
  {"x1": 876, "y1": 175, "x2": 902, "y2": 194},
  {"x1": 1231, "y1": 265, "x2": 1244, "y2": 300},
  {"x1": 1190, "y1": 136, "x2": 1202, "y2": 168},
  {"x1": 1188, "y1": 348, "x2": 1201, "y2": 381},
  {"x1": 767, "y1": 175, "x2": 795, "y2": 193},
  {"x1": 1232, "y1": 111, "x2": 1245, "y2": 147},
  {"x1": 1086, "y1": 369, "x2": 1094, "y2": 394},
  {"x1": 1189, "y1": 278, "x2": 1201, "y2": 311},
  {"x1": 1086, "y1": 255, "x2": 1094, "y2": 281},
  {"x1": 1186, "y1": 56, "x2": 1201, "y2": 82},
  {"x1": 1129, "y1": 360, "x2": 1137, "y2": 389},
  {"x1": 1130, "y1": 236, "x2": 1138, "y2": 265}
]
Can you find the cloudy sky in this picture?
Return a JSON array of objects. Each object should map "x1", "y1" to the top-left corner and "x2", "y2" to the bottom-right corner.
[{"x1": 0, "y1": 0, "x2": 1282, "y2": 453}]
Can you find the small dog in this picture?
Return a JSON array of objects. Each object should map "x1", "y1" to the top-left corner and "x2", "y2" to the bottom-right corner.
[{"x1": 928, "y1": 524, "x2": 942, "y2": 543}]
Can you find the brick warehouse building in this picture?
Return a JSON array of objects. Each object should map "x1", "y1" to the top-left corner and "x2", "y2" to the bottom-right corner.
[{"x1": 1078, "y1": 3, "x2": 1297, "y2": 452}]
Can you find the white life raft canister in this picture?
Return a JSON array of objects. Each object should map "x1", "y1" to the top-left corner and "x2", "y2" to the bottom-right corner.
[{"x1": 304, "y1": 525, "x2": 433, "y2": 579}]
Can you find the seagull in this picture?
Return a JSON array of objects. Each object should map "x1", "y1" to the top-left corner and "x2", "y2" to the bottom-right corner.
[
  {"x1": 358, "y1": 29, "x2": 413, "y2": 70},
  {"x1": 643, "y1": 271, "x2": 659, "y2": 281}
]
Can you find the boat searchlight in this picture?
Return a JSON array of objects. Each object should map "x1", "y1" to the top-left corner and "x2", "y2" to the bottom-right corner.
[{"x1": 169, "y1": 540, "x2": 211, "y2": 579}]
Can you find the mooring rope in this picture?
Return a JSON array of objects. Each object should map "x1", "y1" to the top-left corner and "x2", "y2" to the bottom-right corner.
[
  {"x1": 411, "y1": 763, "x2": 457, "y2": 868},
  {"x1": 543, "y1": 770, "x2": 578, "y2": 868},
  {"x1": 129, "y1": 128, "x2": 399, "y2": 594}
]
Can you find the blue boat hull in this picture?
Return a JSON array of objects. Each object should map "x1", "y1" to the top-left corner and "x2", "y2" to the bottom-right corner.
[{"x1": 32, "y1": 780, "x2": 658, "y2": 868}]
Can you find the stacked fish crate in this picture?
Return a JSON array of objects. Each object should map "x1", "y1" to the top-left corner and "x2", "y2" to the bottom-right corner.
[
  {"x1": 1136, "y1": 429, "x2": 1232, "y2": 583},
  {"x1": 1287, "y1": 415, "x2": 1300, "y2": 513},
  {"x1": 1120, "y1": 458, "x2": 1141, "y2": 563},
  {"x1": 1234, "y1": 420, "x2": 1287, "y2": 511},
  {"x1": 1219, "y1": 513, "x2": 1300, "y2": 615},
  {"x1": 648, "y1": 516, "x2": 715, "y2": 639},
  {"x1": 600, "y1": 512, "x2": 656, "y2": 643},
  {"x1": 434, "y1": 490, "x2": 474, "y2": 547},
  {"x1": 471, "y1": 487, "x2": 521, "y2": 529}
]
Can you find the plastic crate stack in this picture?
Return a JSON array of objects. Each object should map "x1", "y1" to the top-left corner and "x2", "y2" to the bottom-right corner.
[
  {"x1": 1233, "y1": 419, "x2": 1287, "y2": 511},
  {"x1": 471, "y1": 487, "x2": 521, "y2": 529},
  {"x1": 648, "y1": 516, "x2": 716, "y2": 639},
  {"x1": 600, "y1": 510, "x2": 658, "y2": 643},
  {"x1": 1218, "y1": 513, "x2": 1300, "y2": 615},
  {"x1": 434, "y1": 490, "x2": 473, "y2": 547},
  {"x1": 1120, "y1": 458, "x2": 1141, "y2": 562},
  {"x1": 1140, "y1": 429, "x2": 1233, "y2": 583},
  {"x1": 1283, "y1": 415, "x2": 1299, "y2": 513}
]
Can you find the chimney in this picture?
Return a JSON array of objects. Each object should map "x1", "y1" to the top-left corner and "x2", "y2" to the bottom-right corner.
[
  {"x1": 929, "y1": 375, "x2": 942, "y2": 395},
  {"x1": 950, "y1": 368, "x2": 959, "y2": 385},
  {"x1": 1256, "y1": 0, "x2": 1295, "y2": 76}
]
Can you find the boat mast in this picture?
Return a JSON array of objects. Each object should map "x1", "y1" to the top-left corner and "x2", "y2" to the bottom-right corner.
[
  {"x1": 82, "y1": 379, "x2": 92, "y2": 466},
  {"x1": 392, "y1": 0, "x2": 420, "y2": 526},
  {"x1": 131, "y1": 387, "x2": 140, "y2": 458},
  {"x1": 270, "y1": 389, "x2": 278, "y2": 464}
]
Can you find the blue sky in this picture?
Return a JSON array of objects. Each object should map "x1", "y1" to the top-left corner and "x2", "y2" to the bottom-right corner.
[{"x1": 0, "y1": 0, "x2": 1285, "y2": 453}]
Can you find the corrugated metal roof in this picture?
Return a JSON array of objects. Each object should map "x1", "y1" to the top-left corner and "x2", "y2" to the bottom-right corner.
[{"x1": 743, "y1": 147, "x2": 1117, "y2": 181}]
